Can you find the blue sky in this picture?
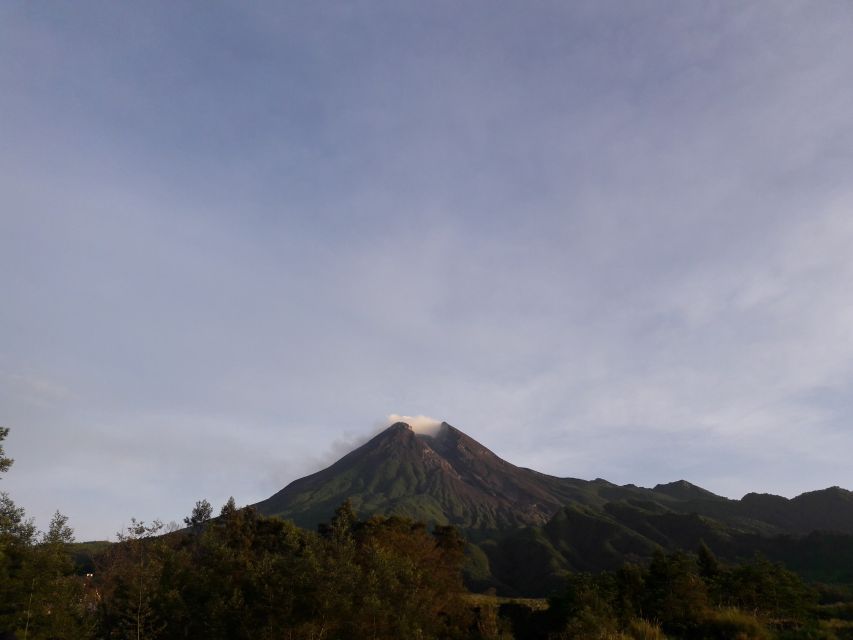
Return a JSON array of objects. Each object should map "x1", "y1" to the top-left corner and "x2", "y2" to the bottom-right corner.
[{"x1": 2, "y1": 2, "x2": 853, "y2": 540}]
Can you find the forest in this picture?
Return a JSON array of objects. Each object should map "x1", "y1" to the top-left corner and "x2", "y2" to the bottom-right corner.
[{"x1": 3, "y1": 428, "x2": 853, "y2": 640}]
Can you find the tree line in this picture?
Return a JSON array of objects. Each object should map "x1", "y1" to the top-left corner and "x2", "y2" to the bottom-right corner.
[{"x1": 500, "y1": 541, "x2": 843, "y2": 640}]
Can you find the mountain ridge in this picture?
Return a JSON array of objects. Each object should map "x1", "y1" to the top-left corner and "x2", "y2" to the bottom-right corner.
[{"x1": 255, "y1": 421, "x2": 853, "y2": 536}]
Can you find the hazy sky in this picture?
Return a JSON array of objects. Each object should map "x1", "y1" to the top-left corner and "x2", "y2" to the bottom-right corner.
[{"x1": 2, "y1": 2, "x2": 853, "y2": 541}]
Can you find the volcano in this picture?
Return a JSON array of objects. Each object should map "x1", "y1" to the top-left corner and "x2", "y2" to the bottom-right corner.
[
  {"x1": 255, "y1": 420, "x2": 853, "y2": 538},
  {"x1": 253, "y1": 420, "x2": 853, "y2": 594},
  {"x1": 255, "y1": 421, "x2": 612, "y2": 530}
]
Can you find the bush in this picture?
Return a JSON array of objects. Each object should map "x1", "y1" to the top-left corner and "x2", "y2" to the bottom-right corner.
[
  {"x1": 697, "y1": 608, "x2": 772, "y2": 640},
  {"x1": 624, "y1": 618, "x2": 666, "y2": 640}
]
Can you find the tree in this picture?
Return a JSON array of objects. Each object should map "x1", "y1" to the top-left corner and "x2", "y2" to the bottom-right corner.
[
  {"x1": 0, "y1": 427, "x2": 12, "y2": 477},
  {"x1": 0, "y1": 429, "x2": 37, "y2": 636},
  {"x1": 697, "y1": 540, "x2": 720, "y2": 580},
  {"x1": 219, "y1": 496, "x2": 237, "y2": 519},
  {"x1": 642, "y1": 550, "x2": 708, "y2": 635},
  {"x1": 43, "y1": 511, "x2": 74, "y2": 547},
  {"x1": 721, "y1": 554, "x2": 816, "y2": 620},
  {"x1": 549, "y1": 572, "x2": 618, "y2": 640},
  {"x1": 0, "y1": 429, "x2": 93, "y2": 638},
  {"x1": 321, "y1": 499, "x2": 357, "y2": 544},
  {"x1": 183, "y1": 499, "x2": 212, "y2": 528},
  {"x1": 97, "y1": 519, "x2": 167, "y2": 639},
  {"x1": 23, "y1": 512, "x2": 94, "y2": 639},
  {"x1": 0, "y1": 493, "x2": 36, "y2": 544},
  {"x1": 0, "y1": 492, "x2": 38, "y2": 635},
  {"x1": 615, "y1": 562, "x2": 645, "y2": 623}
]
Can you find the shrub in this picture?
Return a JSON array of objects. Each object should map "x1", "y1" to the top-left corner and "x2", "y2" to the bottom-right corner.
[{"x1": 698, "y1": 608, "x2": 772, "y2": 640}]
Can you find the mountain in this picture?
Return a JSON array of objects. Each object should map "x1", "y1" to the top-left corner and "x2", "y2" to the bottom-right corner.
[
  {"x1": 256, "y1": 421, "x2": 596, "y2": 530},
  {"x1": 257, "y1": 421, "x2": 853, "y2": 536},
  {"x1": 254, "y1": 420, "x2": 853, "y2": 595}
]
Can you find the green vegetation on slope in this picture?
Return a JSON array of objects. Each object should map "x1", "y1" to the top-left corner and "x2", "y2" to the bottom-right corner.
[{"x1": 471, "y1": 499, "x2": 853, "y2": 597}]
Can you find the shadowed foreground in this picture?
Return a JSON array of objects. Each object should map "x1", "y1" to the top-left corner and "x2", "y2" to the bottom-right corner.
[{"x1": 4, "y1": 497, "x2": 853, "y2": 639}]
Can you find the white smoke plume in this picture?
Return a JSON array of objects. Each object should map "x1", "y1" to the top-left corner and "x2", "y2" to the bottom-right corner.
[{"x1": 386, "y1": 414, "x2": 443, "y2": 436}]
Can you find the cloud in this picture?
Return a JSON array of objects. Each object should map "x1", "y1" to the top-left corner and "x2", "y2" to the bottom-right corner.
[
  {"x1": 0, "y1": 372, "x2": 75, "y2": 407},
  {"x1": 387, "y1": 414, "x2": 443, "y2": 436}
]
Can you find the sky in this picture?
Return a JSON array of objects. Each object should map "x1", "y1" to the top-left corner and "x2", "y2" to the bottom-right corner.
[{"x1": 2, "y1": 1, "x2": 853, "y2": 541}]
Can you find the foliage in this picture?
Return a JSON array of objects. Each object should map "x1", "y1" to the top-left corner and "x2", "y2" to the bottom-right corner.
[
  {"x1": 182, "y1": 498, "x2": 212, "y2": 528},
  {"x1": 0, "y1": 502, "x2": 90, "y2": 638},
  {"x1": 1, "y1": 430, "x2": 91, "y2": 639},
  {"x1": 0, "y1": 426, "x2": 12, "y2": 477},
  {"x1": 96, "y1": 519, "x2": 168, "y2": 639},
  {"x1": 83, "y1": 500, "x2": 473, "y2": 639},
  {"x1": 497, "y1": 544, "x2": 830, "y2": 640},
  {"x1": 2, "y1": 499, "x2": 852, "y2": 639}
]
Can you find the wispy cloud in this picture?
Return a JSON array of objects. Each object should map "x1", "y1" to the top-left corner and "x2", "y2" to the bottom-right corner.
[
  {"x1": 0, "y1": 372, "x2": 75, "y2": 407},
  {"x1": 387, "y1": 414, "x2": 443, "y2": 436}
]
